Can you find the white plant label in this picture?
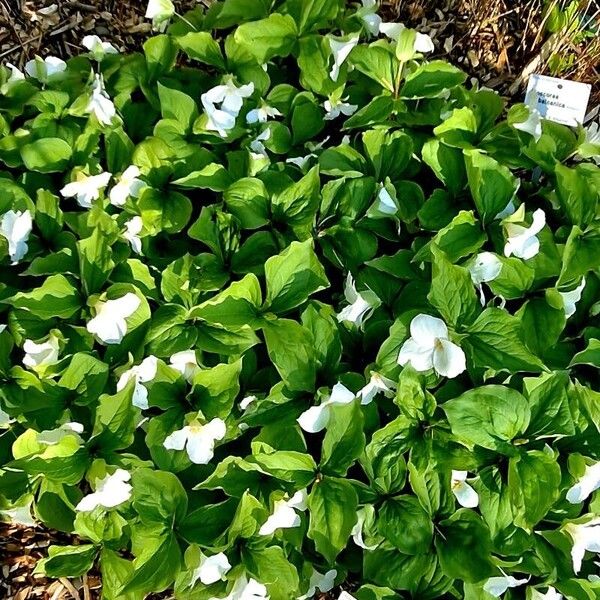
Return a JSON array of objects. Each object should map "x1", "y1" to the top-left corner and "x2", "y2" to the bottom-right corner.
[{"x1": 525, "y1": 74, "x2": 591, "y2": 127}]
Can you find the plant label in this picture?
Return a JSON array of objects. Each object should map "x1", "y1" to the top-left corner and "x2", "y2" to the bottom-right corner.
[{"x1": 525, "y1": 74, "x2": 591, "y2": 127}]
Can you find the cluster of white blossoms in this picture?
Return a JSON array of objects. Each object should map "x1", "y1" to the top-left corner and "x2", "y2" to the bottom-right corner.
[{"x1": 201, "y1": 78, "x2": 255, "y2": 137}]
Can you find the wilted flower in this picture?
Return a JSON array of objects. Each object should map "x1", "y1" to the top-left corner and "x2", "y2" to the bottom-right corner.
[
  {"x1": 398, "y1": 314, "x2": 466, "y2": 378},
  {"x1": 359, "y1": 372, "x2": 396, "y2": 405},
  {"x1": 483, "y1": 574, "x2": 529, "y2": 597},
  {"x1": 451, "y1": 470, "x2": 479, "y2": 508},
  {"x1": 117, "y1": 355, "x2": 158, "y2": 410},
  {"x1": 246, "y1": 103, "x2": 281, "y2": 124},
  {"x1": 259, "y1": 489, "x2": 308, "y2": 535},
  {"x1": 23, "y1": 333, "x2": 60, "y2": 373},
  {"x1": 503, "y1": 206, "x2": 546, "y2": 260},
  {"x1": 109, "y1": 165, "x2": 145, "y2": 207},
  {"x1": 123, "y1": 216, "x2": 143, "y2": 254},
  {"x1": 86, "y1": 73, "x2": 116, "y2": 125},
  {"x1": 559, "y1": 277, "x2": 586, "y2": 319},
  {"x1": 0, "y1": 209, "x2": 32, "y2": 264},
  {"x1": 297, "y1": 382, "x2": 356, "y2": 433},
  {"x1": 75, "y1": 469, "x2": 132, "y2": 512},
  {"x1": 163, "y1": 417, "x2": 226, "y2": 464},
  {"x1": 145, "y1": 0, "x2": 175, "y2": 32},
  {"x1": 86, "y1": 292, "x2": 141, "y2": 344},
  {"x1": 24, "y1": 55, "x2": 66, "y2": 81},
  {"x1": 468, "y1": 252, "x2": 502, "y2": 305},
  {"x1": 337, "y1": 273, "x2": 380, "y2": 328},
  {"x1": 169, "y1": 350, "x2": 201, "y2": 383},
  {"x1": 565, "y1": 518, "x2": 600, "y2": 573},
  {"x1": 566, "y1": 461, "x2": 600, "y2": 504},
  {"x1": 60, "y1": 171, "x2": 112, "y2": 208},
  {"x1": 328, "y1": 35, "x2": 359, "y2": 82},
  {"x1": 82, "y1": 35, "x2": 118, "y2": 61},
  {"x1": 324, "y1": 96, "x2": 358, "y2": 120},
  {"x1": 191, "y1": 552, "x2": 231, "y2": 586}
]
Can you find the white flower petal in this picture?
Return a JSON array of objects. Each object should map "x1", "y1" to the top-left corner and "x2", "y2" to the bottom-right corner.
[
  {"x1": 483, "y1": 575, "x2": 529, "y2": 597},
  {"x1": 192, "y1": 552, "x2": 231, "y2": 586},
  {"x1": 75, "y1": 469, "x2": 132, "y2": 511},
  {"x1": 163, "y1": 426, "x2": 189, "y2": 451},
  {"x1": 469, "y1": 252, "x2": 502, "y2": 285},
  {"x1": 410, "y1": 313, "x2": 449, "y2": 345},
  {"x1": 329, "y1": 35, "x2": 359, "y2": 82},
  {"x1": 566, "y1": 461, "x2": 600, "y2": 504},
  {"x1": 560, "y1": 277, "x2": 586, "y2": 319},
  {"x1": 398, "y1": 337, "x2": 435, "y2": 371},
  {"x1": 0, "y1": 210, "x2": 33, "y2": 264},
  {"x1": 433, "y1": 338, "x2": 466, "y2": 379},
  {"x1": 451, "y1": 479, "x2": 479, "y2": 508},
  {"x1": 297, "y1": 404, "x2": 331, "y2": 433}
]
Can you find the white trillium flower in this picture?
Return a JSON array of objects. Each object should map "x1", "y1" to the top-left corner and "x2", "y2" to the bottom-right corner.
[
  {"x1": 23, "y1": 333, "x2": 60, "y2": 372},
  {"x1": 109, "y1": 165, "x2": 145, "y2": 207},
  {"x1": 560, "y1": 277, "x2": 586, "y2": 319},
  {"x1": 82, "y1": 35, "x2": 119, "y2": 61},
  {"x1": 259, "y1": 489, "x2": 308, "y2": 535},
  {"x1": 351, "y1": 506, "x2": 378, "y2": 550},
  {"x1": 451, "y1": 470, "x2": 479, "y2": 508},
  {"x1": 86, "y1": 292, "x2": 140, "y2": 344},
  {"x1": 24, "y1": 56, "x2": 66, "y2": 81},
  {"x1": 246, "y1": 104, "x2": 281, "y2": 124},
  {"x1": 163, "y1": 417, "x2": 226, "y2": 464},
  {"x1": 60, "y1": 172, "x2": 112, "y2": 208},
  {"x1": 483, "y1": 574, "x2": 529, "y2": 597},
  {"x1": 530, "y1": 587, "x2": 562, "y2": 600},
  {"x1": 398, "y1": 314, "x2": 466, "y2": 379},
  {"x1": 514, "y1": 106, "x2": 542, "y2": 141},
  {"x1": 37, "y1": 422, "x2": 84, "y2": 446},
  {"x1": 372, "y1": 186, "x2": 398, "y2": 215},
  {"x1": 324, "y1": 97, "x2": 358, "y2": 121},
  {"x1": 566, "y1": 518, "x2": 600, "y2": 573},
  {"x1": 329, "y1": 35, "x2": 359, "y2": 82},
  {"x1": 357, "y1": 0, "x2": 382, "y2": 36},
  {"x1": 2, "y1": 63, "x2": 25, "y2": 93},
  {"x1": 339, "y1": 593, "x2": 357, "y2": 600},
  {"x1": 75, "y1": 469, "x2": 132, "y2": 512},
  {"x1": 566, "y1": 461, "x2": 600, "y2": 504},
  {"x1": 359, "y1": 372, "x2": 396, "y2": 405},
  {"x1": 0, "y1": 209, "x2": 33, "y2": 264},
  {"x1": 1, "y1": 502, "x2": 36, "y2": 527},
  {"x1": 286, "y1": 154, "x2": 315, "y2": 170},
  {"x1": 225, "y1": 575, "x2": 269, "y2": 600},
  {"x1": 117, "y1": 356, "x2": 158, "y2": 410},
  {"x1": 201, "y1": 78, "x2": 254, "y2": 137},
  {"x1": 503, "y1": 207, "x2": 546, "y2": 260},
  {"x1": 585, "y1": 122, "x2": 600, "y2": 145},
  {"x1": 297, "y1": 382, "x2": 356, "y2": 433},
  {"x1": 379, "y1": 23, "x2": 435, "y2": 52},
  {"x1": 337, "y1": 273, "x2": 380, "y2": 328},
  {"x1": 86, "y1": 74, "x2": 116, "y2": 125},
  {"x1": 299, "y1": 568, "x2": 337, "y2": 600},
  {"x1": 249, "y1": 128, "x2": 271, "y2": 159},
  {"x1": 468, "y1": 252, "x2": 503, "y2": 305},
  {"x1": 145, "y1": 0, "x2": 175, "y2": 31},
  {"x1": 123, "y1": 216, "x2": 143, "y2": 254},
  {"x1": 170, "y1": 350, "x2": 201, "y2": 383},
  {"x1": 191, "y1": 552, "x2": 231, "y2": 586},
  {"x1": 240, "y1": 395, "x2": 257, "y2": 410}
]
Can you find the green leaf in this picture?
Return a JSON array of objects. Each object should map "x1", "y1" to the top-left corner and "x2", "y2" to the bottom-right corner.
[
  {"x1": 401, "y1": 61, "x2": 466, "y2": 98},
  {"x1": 21, "y1": 138, "x2": 72, "y2": 173},
  {"x1": 171, "y1": 163, "x2": 232, "y2": 191},
  {"x1": 131, "y1": 469, "x2": 188, "y2": 526},
  {"x1": 90, "y1": 384, "x2": 136, "y2": 452},
  {"x1": 555, "y1": 163, "x2": 598, "y2": 228},
  {"x1": 350, "y1": 45, "x2": 397, "y2": 92},
  {"x1": 307, "y1": 476, "x2": 358, "y2": 564},
  {"x1": 378, "y1": 495, "x2": 433, "y2": 555},
  {"x1": 191, "y1": 359, "x2": 243, "y2": 419},
  {"x1": 234, "y1": 14, "x2": 298, "y2": 62},
  {"x1": 569, "y1": 338, "x2": 600, "y2": 367},
  {"x1": 272, "y1": 165, "x2": 321, "y2": 229},
  {"x1": 253, "y1": 450, "x2": 317, "y2": 487},
  {"x1": 77, "y1": 228, "x2": 115, "y2": 295},
  {"x1": 421, "y1": 139, "x2": 466, "y2": 196},
  {"x1": 464, "y1": 149, "x2": 519, "y2": 223},
  {"x1": 176, "y1": 32, "x2": 225, "y2": 68},
  {"x1": 264, "y1": 239, "x2": 329, "y2": 314},
  {"x1": 36, "y1": 544, "x2": 97, "y2": 578},
  {"x1": 243, "y1": 546, "x2": 299, "y2": 600},
  {"x1": 224, "y1": 177, "x2": 270, "y2": 229},
  {"x1": 443, "y1": 385, "x2": 530, "y2": 455}
]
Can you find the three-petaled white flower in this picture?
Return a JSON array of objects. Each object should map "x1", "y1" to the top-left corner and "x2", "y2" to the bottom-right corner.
[
  {"x1": 299, "y1": 568, "x2": 337, "y2": 600},
  {"x1": 86, "y1": 73, "x2": 116, "y2": 126},
  {"x1": 0, "y1": 209, "x2": 32, "y2": 264},
  {"x1": 357, "y1": 0, "x2": 382, "y2": 36},
  {"x1": 201, "y1": 78, "x2": 254, "y2": 137},
  {"x1": 468, "y1": 252, "x2": 502, "y2": 305},
  {"x1": 513, "y1": 106, "x2": 542, "y2": 141},
  {"x1": 566, "y1": 461, "x2": 600, "y2": 504},
  {"x1": 75, "y1": 468, "x2": 132, "y2": 512},
  {"x1": 259, "y1": 489, "x2": 308, "y2": 535},
  {"x1": 1, "y1": 63, "x2": 25, "y2": 93},
  {"x1": 337, "y1": 273, "x2": 380, "y2": 328},
  {"x1": 145, "y1": 0, "x2": 175, "y2": 32},
  {"x1": 170, "y1": 350, "x2": 201, "y2": 383},
  {"x1": 86, "y1": 292, "x2": 141, "y2": 344},
  {"x1": 359, "y1": 372, "x2": 396, "y2": 405},
  {"x1": 191, "y1": 551, "x2": 231, "y2": 587},
  {"x1": 324, "y1": 96, "x2": 358, "y2": 121},
  {"x1": 24, "y1": 56, "x2": 66, "y2": 81},
  {"x1": 117, "y1": 355, "x2": 158, "y2": 410},
  {"x1": 379, "y1": 23, "x2": 435, "y2": 53},
  {"x1": 450, "y1": 470, "x2": 479, "y2": 508},
  {"x1": 483, "y1": 574, "x2": 529, "y2": 597},
  {"x1": 566, "y1": 518, "x2": 600, "y2": 573},
  {"x1": 224, "y1": 575, "x2": 269, "y2": 600},
  {"x1": 109, "y1": 165, "x2": 145, "y2": 207},
  {"x1": 23, "y1": 333, "x2": 60, "y2": 373},
  {"x1": 60, "y1": 172, "x2": 112, "y2": 208},
  {"x1": 503, "y1": 206, "x2": 546, "y2": 260},
  {"x1": 82, "y1": 35, "x2": 119, "y2": 61},
  {"x1": 329, "y1": 35, "x2": 359, "y2": 82},
  {"x1": 246, "y1": 103, "x2": 281, "y2": 124},
  {"x1": 398, "y1": 314, "x2": 466, "y2": 379},
  {"x1": 560, "y1": 278, "x2": 586, "y2": 319},
  {"x1": 351, "y1": 505, "x2": 378, "y2": 550},
  {"x1": 163, "y1": 417, "x2": 226, "y2": 464},
  {"x1": 297, "y1": 382, "x2": 356, "y2": 433},
  {"x1": 123, "y1": 216, "x2": 143, "y2": 254}
]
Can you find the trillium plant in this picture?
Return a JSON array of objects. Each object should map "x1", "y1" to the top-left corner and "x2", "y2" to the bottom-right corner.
[{"x1": 0, "y1": 1, "x2": 599, "y2": 599}]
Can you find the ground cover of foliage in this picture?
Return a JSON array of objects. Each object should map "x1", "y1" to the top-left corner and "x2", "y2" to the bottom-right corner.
[{"x1": 1, "y1": 1, "x2": 600, "y2": 599}]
